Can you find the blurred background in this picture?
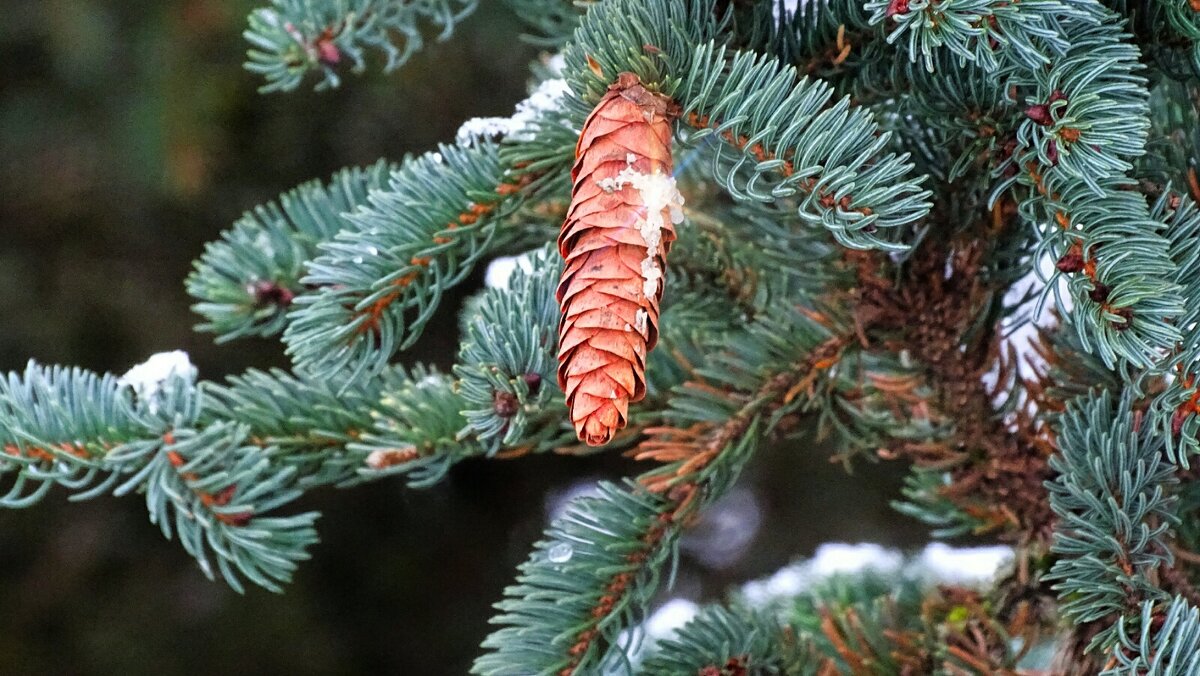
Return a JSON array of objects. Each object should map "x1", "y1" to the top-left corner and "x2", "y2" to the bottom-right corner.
[{"x1": 0, "y1": 2, "x2": 928, "y2": 673}]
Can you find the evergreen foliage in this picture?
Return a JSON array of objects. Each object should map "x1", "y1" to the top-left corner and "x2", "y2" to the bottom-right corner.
[
  {"x1": 245, "y1": 0, "x2": 479, "y2": 92},
  {"x1": 187, "y1": 161, "x2": 396, "y2": 342},
  {"x1": 9, "y1": 0, "x2": 1200, "y2": 671}
]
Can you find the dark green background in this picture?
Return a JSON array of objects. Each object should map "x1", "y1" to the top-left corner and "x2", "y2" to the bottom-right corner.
[{"x1": 0, "y1": 2, "x2": 925, "y2": 673}]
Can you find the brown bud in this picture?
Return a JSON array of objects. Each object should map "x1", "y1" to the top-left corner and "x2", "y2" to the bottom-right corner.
[
  {"x1": 493, "y1": 390, "x2": 519, "y2": 418},
  {"x1": 1088, "y1": 282, "x2": 1110, "y2": 303},
  {"x1": 1025, "y1": 103, "x2": 1053, "y2": 126},
  {"x1": 1055, "y1": 251, "x2": 1085, "y2": 273},
  {"x1": 315, "y1": 27, "x2": 340, "y2": 65},
  {"x1": 249, "y1": 280, "x2": 295, "y2": 307},
  {"x1": 522, "y1": 372, "x2": 542, "y2": 395}
]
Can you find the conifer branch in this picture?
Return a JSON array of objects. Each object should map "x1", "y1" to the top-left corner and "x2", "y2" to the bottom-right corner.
[
  {"x1": 1156, "y1": 191, "x2": 1200, "y2": 456},
  {"x1": 455, "y1": 246, "x2": 568, "y2": 454},
  {"x1": 16, "y1": 0, "x2": 1200, "y2": 668},
  {"x1": 1047, "y1": 392, "x2": 1179, "y2": 650},
  {"x1": 245, "y1": 0, "x2": 479, "y2": 92},
  {"x1": 201, "y1": 366, "x2": 397, "y2": 488},
  {"x1": 1141, "y1": 0, "x2": 1200, "y2": 79},
  {"x1": 498, "y1": 0, "x2": 587, "y2": 46},
  {"x1": 1110, "y1": 596, "x2": 1200, "y2": 674},
  {"x1": 282, "y1": 142, "x2": 532, "y2": 380},
  {"x1": 639, "y1": 606, "x2": 811, "y2": 674},
  {"x1": 1008, "y1": 18, "x2": 1182, "y2": 369},
  {"x1": 555, "y1": 0, "x2": 931, "y2": 250},
  {"x1": 187, "y1": 161, "x2": 395, "y2": 343},
  {"x1": 0, "y1": 364, "x2": 138, "y2": 507},
  {"x1": 674, "y1": 43, "x2": 932, "y2": 250},
  {"x1": 352, "y1": 368, "x2": 476, "y2": 487},
  {"x1": 868, "y1": 0, "x2": 1102, "y2": 72},
  {"x1": 747, "y1": 0, "x2": 880, "y2": 88},
  {"x1": 477, "y1": 288, "x2": 859, "y2": 673},
  {"x1": 0, "y1": 363, "x2": 319, "y2": 592},
  {"x1": 870, "y1": 0, "x2": 1184, "y2": 368},
  {"x1": 472, "y1": 478, "x2": 698, "y2": 676}
]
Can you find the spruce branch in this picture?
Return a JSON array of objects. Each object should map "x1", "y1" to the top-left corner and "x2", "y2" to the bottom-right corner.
[
  {"x1": 1008, "y1": 16, "x2": 1183, "y2": 370},
  {"x1": 674, "y1": 43, "x2": 932, "y2": 250},
  {"x1": 1156, "y1": 191, "x2": 1200, "y2": 458},
  {"x1": 455, "y1": 245, "x2": 567, "y2": 454},
  {"x1": 498, "y1": 0, "x2": 588, "y2": 46},
  {"x1": 869, "y1": 0, "x2": 1185, "y2": 368},
  {"x1": 555, "y1": 0, "x2": 931, "y2": 250},
  {"x1": 746, "y1": 0, "x2": 880, "y2": 87},
  {"x1": 1138, "y1": 0, "x2": 1200, "y2": 80},
  {"x1": 477, "y1": 286, "x2": 861, "y2": 673},
  {"x1": 1047, "y1": 391, "x2": 1179, "y2": 650},
  {"x1": 282, "y1": 141, "x2": 531, "y2": 380},
  {"x1": 18, "y1": 0, "x2": 1200, "y2": 668},
  {"x1": 638, "y1": 605, "x2": 811, "y2": 674},
  {"x1": 867, "y1": 0, "x2": 1102, "y2": 72},
  {"x1": 1110, "y1": 596, "x2": 1200, "y2": 674},
  {"x1": 187, "y1": 161, "x2": 396, "y2": 343},
  {"x1": 0, "y1": 364, "x2": 141, "y2": 507},
  {"x1": 245, "y1": 0, "x2": 479, "y2": 92},
  {"x1": 111, "y1": 421, "x2": 318, "y2": 593},
  {"x1": 352, "y1": 367, "x2": 475, "y2": 487},
  {"x1": 837, "y1": 231, "x2": 1059, "y2": 543},
  {"x1": 201, "y1": 366, "x2": 397, "y2": 488},
  {"x1": 0, "y1": 361, "x2": 319, "y2": 592},
  {"x1": 729, "y1": 555, "x2": 1037, "y2": 673},
  {"x1": 472, "y1": 478, "x2": 702, "y2": 676}
]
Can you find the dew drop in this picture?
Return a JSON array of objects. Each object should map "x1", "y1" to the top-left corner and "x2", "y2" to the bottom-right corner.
[
  {"x1": 352, "y1": 256, "x2": 364, "y2": 264},
  {"x1": 366, "y1": 246, "x2": 378, "y2": 255},
  {"x1": 547, "y1": 542, "x2": 573, "y2": 563}
]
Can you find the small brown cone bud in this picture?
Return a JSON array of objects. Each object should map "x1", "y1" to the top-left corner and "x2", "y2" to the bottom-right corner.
[
  {"x1": 522, "y1": 372, "x2": 542, "y2": 395},
  {"x1": 492, "y1": 390, "x2": 519, "y2": 418},
  {"x1": 1056, "y1": 250, "x2": 1085, "y2": 274},
  {"x1": 1025, "y1": 103, "x2": 1053, "y2": 126},
  {"x1": 1088, "y1": 282, "x2": 1110, "y2": 303}
]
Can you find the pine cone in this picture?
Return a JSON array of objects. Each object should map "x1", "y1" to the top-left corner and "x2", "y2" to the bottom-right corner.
[{"x1": 557, "y1": 72, "x2": 683, "y2": 446}]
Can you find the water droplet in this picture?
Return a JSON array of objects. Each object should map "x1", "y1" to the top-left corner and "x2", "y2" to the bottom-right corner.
[
  {"x1": 366, "y1": 246, "x2": 378, "y2": 255},
  {"x1": 547, "y1": 542, "x2": 573, "y2": 563},
  {"x1": 352, "y1": 256, "x2": 363, "y2": 264}
]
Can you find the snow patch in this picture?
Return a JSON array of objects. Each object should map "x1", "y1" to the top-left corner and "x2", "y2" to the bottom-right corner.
[
  {"x1": 119, "y1": 351, "x2": 197, "y2": 412},
  {"x1": 593, "y1": 160, "x2": 685, "y2": 300},
  {"x1": 741, "y1": 541, "x2": 1012, "y2": 608},
  {"x1": 919, "y1": 543, "x2": 1013, "y2": 585},
  {"x1": 484, "y1": 252, "x2": 536, "y2": 289},
  {"x1": 809, "y1": 542, "x2": 904, "y2": 577},
  {"x1": 456, "y1": 117, "x2": 522, "y2": 144},
  {"x1": 456, "y1": 78, "x2": 570, "y2": 144},
  {"x1": 644, "y1": 599, "x2": 700, "y2": 639}
]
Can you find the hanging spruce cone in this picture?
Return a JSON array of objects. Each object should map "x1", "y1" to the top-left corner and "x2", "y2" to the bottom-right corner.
[{"x1": 557, "y1": 72, "x2": 684, "y2": 446}]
